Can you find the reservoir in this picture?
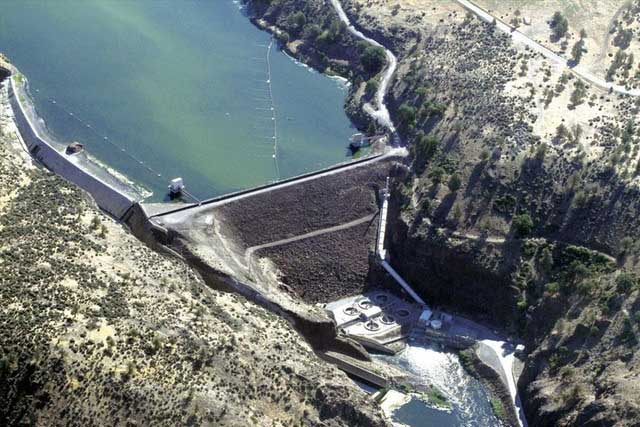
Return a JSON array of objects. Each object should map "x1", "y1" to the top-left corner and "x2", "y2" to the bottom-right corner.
[{"x1": 0, "y1": 0, "x2": 355, "y2": 200}]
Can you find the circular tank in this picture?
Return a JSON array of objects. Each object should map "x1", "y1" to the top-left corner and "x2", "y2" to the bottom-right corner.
[
  {"x1": 357, "y1": 299, "x2": 373, "y2": 310},
  {"x1": 343, "y1": 306, "x2": 359, "y2": 316},
  {"x1": 364, "y1": 320, "x2": 380, "y2": 331},
  {"x1": 395, "y1": 308, "x2": 410, "y2": 318},
  {"x1": 380, "y1": 315, "x2": 396, "y2": 325}
]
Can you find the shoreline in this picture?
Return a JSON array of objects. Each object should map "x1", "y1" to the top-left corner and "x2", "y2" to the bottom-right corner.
[{"x1": 7, "y1": 71, "x2": 143, "y2": 220}]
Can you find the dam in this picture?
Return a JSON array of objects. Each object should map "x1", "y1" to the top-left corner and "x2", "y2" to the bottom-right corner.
[{"x1": 0, "y1": 2, "x2": 526, "y2": 426}]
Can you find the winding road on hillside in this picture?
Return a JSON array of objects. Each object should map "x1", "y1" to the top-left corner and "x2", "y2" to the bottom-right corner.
[
  {"x1": 329, "y1": 0, "x2": 399, "y2": 132},
  {"x1": 455, "y1": 0, "x2": 640, "y2": 96}
]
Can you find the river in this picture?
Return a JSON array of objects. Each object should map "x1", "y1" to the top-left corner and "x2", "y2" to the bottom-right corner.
[
  {"x1": 0, "y1": 0, "x2": 355, "y2": 200},
  {"x1": 375, "y1": 343, "x2": 502, "y2": 427}
]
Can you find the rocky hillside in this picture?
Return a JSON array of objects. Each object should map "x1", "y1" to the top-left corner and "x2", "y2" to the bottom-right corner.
[
  {"x1": 0, "y1": 76, "x2": 387, "y2": 426},
  {"x1": 244, "y1": 0, "x2": 640, "y2": 425}
]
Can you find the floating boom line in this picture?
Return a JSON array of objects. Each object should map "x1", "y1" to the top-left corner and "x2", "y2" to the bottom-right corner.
[
  {"x1": 265, "y1": 38, "x2": 281, "y2": 181},
  {"x1": 31, "y1": 87, "x2": 166, "y2": 185}
]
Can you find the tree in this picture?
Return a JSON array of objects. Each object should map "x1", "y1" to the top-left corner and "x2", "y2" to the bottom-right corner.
[
  {"x1": 397, "y1": 103, "x2": 417, "y2": 129},
  {"x1": 429, "y1": 166, "x2": 445, "y2": 184},
  {"x1": 448, "y1": 173, "x2": 462, "y2": 192},
  {"x1": 550, "y1": 11, "x2": 568, "y2": 40},
  {"x1": 360, "y1": 46, "x2": 387, "y2": 74},
  {"x1": 513, "y1": 214, "x2": 534, "y2": 238},
  {"x1": 286, "y1": 11, "x2": 307, "y2": 36},
  {"x1": 569, "y1": 80, "x2": 587, "y2": 108},
  {"x1": 571, "y1": 38, "x2": 586, "y2": 64},
  {"x1": 614, "y1": 28, "x2": 633, "y2": 50},
  {"x1": 541, "y1": 247, "x2": 553, "y2": 272},
  {"x1": 556, "y1": 123, "x2": 569, "y2": 141},
  {"x1": 302, "y1": 24, "x2": 322, "y2": 41},
  {"x1": 414, "y1": 131, "x2": 439, "y2": 168},
  {"x1": 365, "y1": 79, "x2": 379, "y2": 96},
  {"x1": 616, "y1": 272, "x2": 637, "y2": 293},
  {"x1": 571, "y1": 124, "x2": 583, "y2": 144}
]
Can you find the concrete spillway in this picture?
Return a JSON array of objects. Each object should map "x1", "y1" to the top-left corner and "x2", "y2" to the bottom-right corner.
[
  {"x1": 380, "y1": 261, "x2": 426, "y2": 306},
  {"x1": 375, "y1": 177, "x2": 426, "y2": 306},
  {"x1": 376, "y1": 180, "x2": 389, "y2": 260}
]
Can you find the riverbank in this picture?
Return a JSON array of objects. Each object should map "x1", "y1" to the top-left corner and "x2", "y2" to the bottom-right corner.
[{"x1": 244, "y1": 0, "x2": 393, "y2": 134}]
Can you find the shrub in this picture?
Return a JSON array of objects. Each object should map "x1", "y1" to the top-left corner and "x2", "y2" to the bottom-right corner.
[
  {"x1": 490, "y1": 397, "x2": 506, "y2": 420},
  {"x1": 616, "y1": 272, "x2": 637, "y2": 293},
  {"x1": 429, "y1": 166, "x2": 445, "y2": 184},
  {"x1": 448, "y1": 173, "x2": 462, "y2": 192},
  {"x1": 513, "y1": 214, "x2": 534, "y2": 238},
  {"x1": 545, "y1": 282, "x2": 560, "y2": 295},
  {"x1": 398, "y1": 103, "x2": 417, "y2": 129}
]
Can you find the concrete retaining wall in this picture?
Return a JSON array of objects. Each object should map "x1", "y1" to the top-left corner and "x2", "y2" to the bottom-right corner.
[{"x1": 8, "y1": 77, "x2": 139, "y2": 220}]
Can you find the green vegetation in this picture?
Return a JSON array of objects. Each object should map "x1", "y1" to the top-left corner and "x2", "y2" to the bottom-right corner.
[
  {"x1": 571, "y1": 38, "x2": 586, "y2": 65},
  {"x1": 616, "y1": 272, "x2": 638, "y2": 293},
  {"x1": 360, "y1": 45, "x2": 387, "y2": 74},
  {"x1": 365, "y1": 79, "x2": 379, "y2": 97},
  {"x1": 429, "y1": 166, "x2": 446, "y2": 184},
  {"x1": 398, "y1": 103, "x2": 417, "y2": 129},
  {"x1": 423, "y1": 386, "x2": 450, "y2": 408},
  {"x1": 606, "y1": 49, "x2": 634, "y2": 82},
  {"x1": 448, "y1": 173, "x2": 462, "y2": 192},
  {"x1": 413, "y1": 131, "x2": 439, "y2": 170},
  {"x1": 614, "y1": 28, "x2": 633, "y2": 50},
  {"x1": 513, "y1": 213, "x2": 534, "y2": 238},
  {"x1": 550, "y1": 12, "x2": 569, "y2": 41},
  {"x1": 286, "y1": 11, "x2": 307, "y2": 36},
  {"x1": 569, "y1": 80, "x2": 587, "y2": 109},
  {"x1": 490, "y1": 397, "x2": 506, "y2": 420}
]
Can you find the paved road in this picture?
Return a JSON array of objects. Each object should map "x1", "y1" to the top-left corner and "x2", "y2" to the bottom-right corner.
[
  {"x1": 456, "y1": 0, "x2": 640, "y2": 96},
  {"x1": 480, "y1": 339, "x2": 528, "y2": 427},
  {"x1": 329, "y1": 0, "x2": 398, "y2": 132}
]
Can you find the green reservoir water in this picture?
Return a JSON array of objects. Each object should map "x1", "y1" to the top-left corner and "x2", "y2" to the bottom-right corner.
[{"x1": 0, "y1": 0, "x2": 355, "y2": 199}]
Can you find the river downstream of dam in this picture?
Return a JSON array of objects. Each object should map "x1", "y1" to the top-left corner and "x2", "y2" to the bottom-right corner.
[{"x1": 0, "y1": 0, "x2": 356, "y2": 200}]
